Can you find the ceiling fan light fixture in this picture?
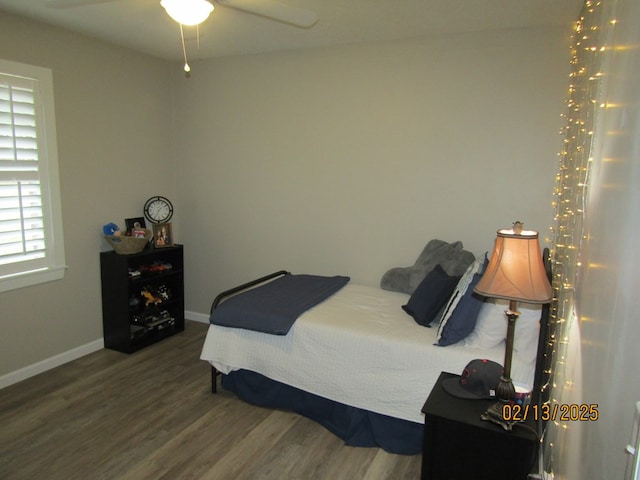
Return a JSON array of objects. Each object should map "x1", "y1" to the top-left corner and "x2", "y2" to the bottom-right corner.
[{"x1": 160, "y1": 0, "x2": 214, "y2": 26}]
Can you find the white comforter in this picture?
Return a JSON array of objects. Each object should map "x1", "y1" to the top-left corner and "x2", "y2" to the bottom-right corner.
[{"x1": 200, "y1": 283, "x2": 535, "y2": 424}]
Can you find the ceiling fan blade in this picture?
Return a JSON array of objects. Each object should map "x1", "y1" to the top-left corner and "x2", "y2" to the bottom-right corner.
[
  {"x1": 45, "y1": 0, "x2": 119, "y2": 8},
  {"x1": 217, "y1": 0, "x2": 318, "y2": 28}
]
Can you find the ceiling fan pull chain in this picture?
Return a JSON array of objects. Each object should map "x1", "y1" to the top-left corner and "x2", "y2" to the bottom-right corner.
[{"x1": 179, "y1": 23, "x2": 191, "y2": 78}]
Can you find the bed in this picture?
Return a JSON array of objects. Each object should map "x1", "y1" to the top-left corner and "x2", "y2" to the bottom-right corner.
[{"x1": 200, "y1": 244, "x2": 552, "y2": 455}]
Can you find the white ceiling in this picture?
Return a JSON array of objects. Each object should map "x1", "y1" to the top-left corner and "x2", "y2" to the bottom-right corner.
[{"x1": 0, "y1": 0, "x2": 583, "y2": 62}]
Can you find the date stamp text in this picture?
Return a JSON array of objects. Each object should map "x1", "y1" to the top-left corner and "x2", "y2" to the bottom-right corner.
[{"x1": 502, "y1": 403, "x2": 599, "y2": 422}]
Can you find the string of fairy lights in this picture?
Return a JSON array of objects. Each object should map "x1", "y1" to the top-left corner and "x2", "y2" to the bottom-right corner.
[{"x1": 543, "y1": 0, "x2": 616, "y2": 474}]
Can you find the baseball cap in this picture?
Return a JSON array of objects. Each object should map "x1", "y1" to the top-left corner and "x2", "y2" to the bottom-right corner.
[{"x1": 442, "y1": 359, "x2": 503, "y2": 399}]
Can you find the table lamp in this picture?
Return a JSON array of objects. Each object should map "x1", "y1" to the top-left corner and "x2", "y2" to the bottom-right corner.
[{"x1": 473, "y1": 221, "x2": 552, "y2": 429}]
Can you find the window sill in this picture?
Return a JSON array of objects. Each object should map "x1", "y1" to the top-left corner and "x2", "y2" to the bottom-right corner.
[{"x1": 0, "y1": 265, "x2": 68, "y2": 293}]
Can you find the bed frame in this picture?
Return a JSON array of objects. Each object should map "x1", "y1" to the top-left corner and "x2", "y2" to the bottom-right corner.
[
  {"x1": 206, "y1": 249, "x2": 554, "y2": 455},
  {"x1": 208, "y1": 269, "x2": 290, "y2": 394}
]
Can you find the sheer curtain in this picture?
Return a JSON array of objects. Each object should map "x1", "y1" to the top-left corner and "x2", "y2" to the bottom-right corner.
[{"x1": 545, "y1": 0, "x2": 640, "y2": 477}]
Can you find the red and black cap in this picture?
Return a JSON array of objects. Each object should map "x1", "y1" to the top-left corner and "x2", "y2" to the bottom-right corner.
[{"x1": 442, "y1": 359, "x2": 503, "y2": 400}]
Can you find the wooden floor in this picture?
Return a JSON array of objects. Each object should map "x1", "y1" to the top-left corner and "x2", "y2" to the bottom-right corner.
[{"x1": 0, "y1": 321, "x2": 422, "y2": 479}]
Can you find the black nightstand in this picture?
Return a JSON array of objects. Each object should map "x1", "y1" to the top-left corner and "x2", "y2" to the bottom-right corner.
[{"x1": 421, "y1": 371, "x2": 538, "y2": 480}]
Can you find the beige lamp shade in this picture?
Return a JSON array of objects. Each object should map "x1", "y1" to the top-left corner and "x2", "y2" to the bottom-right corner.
[{"x1": 474, "y1": 227, "x2": 552, "y2": 304}]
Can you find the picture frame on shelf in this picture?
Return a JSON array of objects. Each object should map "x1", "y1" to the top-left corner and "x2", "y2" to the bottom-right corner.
[
  {"x1": 125, "y1": 217, "x2": 147, "y2": 237},
  {"x1": 153, "y1": 222, "x2": 173, "y2": 248}
]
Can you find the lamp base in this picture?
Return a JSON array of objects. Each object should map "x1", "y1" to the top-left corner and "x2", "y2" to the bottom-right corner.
[{"x1": 481, "y1": 401, "x2": 519, "y2": 431}]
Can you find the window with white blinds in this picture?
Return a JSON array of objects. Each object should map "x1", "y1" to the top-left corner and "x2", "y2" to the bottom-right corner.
[{"x1": 0, "y1": 59, "x2": 65, "y2": 292}]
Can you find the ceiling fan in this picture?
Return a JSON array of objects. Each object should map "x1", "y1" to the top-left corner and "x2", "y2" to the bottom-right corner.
[
  {"x1": 44, "y1": 0, "x2": 318, "y2": 28},
  {"x1": 44, "y1": 0, "x2": 318, "y2": 75}
]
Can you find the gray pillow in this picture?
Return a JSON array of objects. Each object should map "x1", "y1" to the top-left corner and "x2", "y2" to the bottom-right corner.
[{"x1": 380, "y1": 239, "x2": 475, "y2": 294}]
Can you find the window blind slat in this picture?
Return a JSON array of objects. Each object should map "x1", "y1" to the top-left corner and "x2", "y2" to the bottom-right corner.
[
  {"x1": 0, "y1": 76, "x2": 46, "y2": 264},
  {"x1": 0, "y1": 59, "x2": 66, "y2": 291},
  {"x1": 0, "y1": 250, "x2": 46, "y2": 267}
]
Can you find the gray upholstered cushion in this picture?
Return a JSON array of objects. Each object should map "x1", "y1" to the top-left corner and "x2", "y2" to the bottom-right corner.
[{"x1": 380, "y1": 239, "x2": 475, "y2": 294}]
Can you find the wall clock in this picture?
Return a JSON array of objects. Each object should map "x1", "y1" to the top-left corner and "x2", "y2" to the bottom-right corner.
[{"x1": 143, "y1": 196, "x2": 173, "y2": 224}]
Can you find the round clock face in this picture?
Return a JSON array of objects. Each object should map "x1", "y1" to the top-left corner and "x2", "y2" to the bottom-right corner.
[{"x1": 143, "y1": 196, "x2": 173, "y2": 224}]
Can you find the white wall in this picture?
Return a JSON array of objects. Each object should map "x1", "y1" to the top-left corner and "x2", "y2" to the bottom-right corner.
[
  {"x1": 0, "y1": 11, "x2": 174, "y2": 378},
  {"x1": 172, "y1": 27, "x2": 570, "y2": 315}
]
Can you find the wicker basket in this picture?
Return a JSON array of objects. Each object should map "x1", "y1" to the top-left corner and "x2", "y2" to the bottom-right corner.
[{"x1": 105, "y1": 229, "x2": 152, "y2": 255}]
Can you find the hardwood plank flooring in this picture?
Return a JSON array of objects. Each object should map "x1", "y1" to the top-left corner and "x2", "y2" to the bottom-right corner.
[{"x1": 0, "y1": 321, "x2": 422, "y2": 479}]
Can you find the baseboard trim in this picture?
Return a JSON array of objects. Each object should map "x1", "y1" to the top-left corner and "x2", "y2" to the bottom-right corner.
[
  {"x1": 1, "y1": 314, "x2": 210, "y2": 390},
  {"x1": 185, "y1": 310, "x2": 209, "y2": 324},
  {"x1": 0, "y1": 338, "x2": 104, "y2": 390}
]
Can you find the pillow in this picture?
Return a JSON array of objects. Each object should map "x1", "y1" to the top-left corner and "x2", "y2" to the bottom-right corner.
[
  {"x1": 513, "y1": 303, "x2": 542, "y2": 364},
  {"x1": 465, "y1": 299, "x2": 542, "y2": 364},
  {"x1": 436, "y1": 272, "x2": 485, "y2": 345},
  {"x1": 380, "y1": 239, "x2": 475, "y2": 294},
  {"x1": 401, "y1": 265, "x2": 461, "y2": 327},
  {"x1": 407, "y1": 240, "x2": 475, "y2": 292},
  {"x1": 463, "y1": 299, "x2": 508, "y2": 349},
  {"x1": 435, "y1": 254, "x2": 487, "y2": 346}
]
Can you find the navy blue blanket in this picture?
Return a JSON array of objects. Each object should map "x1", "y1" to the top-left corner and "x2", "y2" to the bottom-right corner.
[{"x1": 210, "y1": 274, "x2": 350, "y2": 335}]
